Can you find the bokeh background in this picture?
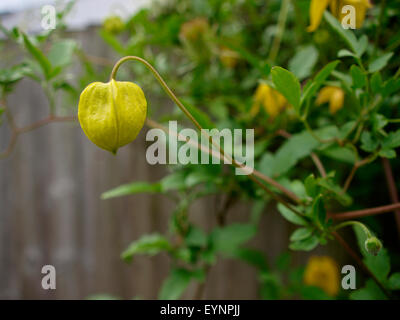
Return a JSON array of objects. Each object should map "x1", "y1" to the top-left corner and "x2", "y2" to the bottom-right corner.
[{"x1": 1, "y1": 0, "x2": 398, "y2": 300}]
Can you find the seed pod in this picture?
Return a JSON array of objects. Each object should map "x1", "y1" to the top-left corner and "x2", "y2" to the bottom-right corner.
[
  {"x1": 78, "y1": 79, "x2": 147, "y2": 154},
  {"x1": 364, "y1": 236, "x2": 382, "y2": 256}
]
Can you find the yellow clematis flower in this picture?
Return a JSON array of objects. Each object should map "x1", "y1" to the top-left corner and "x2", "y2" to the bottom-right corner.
[
  {"x1": 303, "y1": 256, "x2": 340, "y2": 296},
  {"x1": 78, "y1": 79, "x2": 147, "y2": 154},
  {"x1": 251, "y1": 83, "x2": 287, "y2": 118},
  {"x1": 308, "y1": 0, "x2": 373, "y2": 32},
  {"x1": 316, "y1": 86, "x2": 345, "y2": 114}
]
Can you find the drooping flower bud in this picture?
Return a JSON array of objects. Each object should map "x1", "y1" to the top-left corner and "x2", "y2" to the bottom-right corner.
[
  {"x1": 364, "y1": 236, "x2": 382, "y2": 256},
  {"x1": 78, "y1": 79, "x2": 147, "y2": 154}
]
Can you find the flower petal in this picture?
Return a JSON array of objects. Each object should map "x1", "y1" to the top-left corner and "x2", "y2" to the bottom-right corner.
[{"x1": 307, "y1": 0, "x2": 331, "y2": 32}]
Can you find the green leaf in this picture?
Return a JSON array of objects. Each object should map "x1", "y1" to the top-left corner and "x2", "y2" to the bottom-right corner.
[
  {"x1": 160, "y1": 171, "x2": 187, "y2": 192},
  {"x1": 379, "y1": 149, "x2": 396, "y2": 159},
  {"x1": 101, "y1": 181, "x2": 162, "y2": 199},
  {"x1": 22, "y1": 33, "x2": 52, "y2": 79},
  {"x1": 260, "y1": 272, "x2": 281, "y2": 300},
  {"x1": 99, "y1": 29, "x2": 126, "y2": 55},
  {"x1": 350, "y1": 279, "x2": 387, "y2": 300},
  {"x1": 321, "y1": 145, "x2": 356, "y2": 164},
  {"x1": 288, "y1": 45, "x2": 319, "y2": 81},
  {"x1": 289, "y1": 235, "x2": 319, "y2": 251},
  {"x1": 233, "y1": 248, "x2": 269, "y2": 271},
  {"x1": 275, "y1": 251, "x2": 291, "y2": 271},
  {"x1": 311, "y1": 195, "x2": 326, "y2": 225},
  {"x1": 181, "y1": 99, "x2": 215, "y2": 130},
  {"x1": 271, "y1": 66, "x2": 301, "y2": 112},
  {"x1": 324, "y1": 11, "x2": 358, "y2": 53},
  {"x1": 211, "y1": 224, "x2": 256, "y2": 254},
  {"x1": 368, "y1": 52, "x2": 394, "y2": 73},
  {"x1": 301, "y1": 286, "x2": 332, "y2": 300},
  {"x1": 382, "y1": 78, "x2": 400, "y2": 96},
  {"x1": 388, "y1": 273, "x2": 400, "y2": 290},
  {"x1": 370, "y1": 72, "x2": 382, "y2": 94},
  {"x1": 314, "y1": 60, "x2": 341, "y2": 84},
  {"x1": 48, "y1": 39, "x2": 76, "y2": 67},
  {"x1": 301, "y1": 61, "x2": 340, "y2": 104},
  {"x1": 277, "y1": 203, "x2": 307, "y2": 226},
  {"x1": 0, "y1": 64, "x2": 32, "y2": 85},
  {"x1": 271, "y1": 128, "x2": 335, "y2": 176},
  {"x1": 290, "y1": 228, "x2": 312, "y2": 242},
  {"x1": 304, "y1": 174, "x2": 319, "y2": 197},
  {"x1": 338, "y1": 49, "x2": 356, "y2": 58},
  {"x1": 371, "y1": 114, "x2": 388, "y2": 132},
  {"x1": 382, "y1": 130, "x2": 400, "y2": 150},
  {"x1": 159, "y1": 268, "x2": 203, "y2": 300},
  {"x1": 317, "y1": 177, "x2": 352, "y2": 206},
  {"x1": 121, "y1": 234, "x2": 171, "y2": 262},
  {"x1": 185, "y1": 226, "x2": 207, "y2": 247},
  {"x1": 361, "y1": 131, "x2": 379, "y2": 152},
  {"x1": 185, "y1": 169, "x2": 217, "y2": 188},
  {"x1": 350, "y1": 65, "x2": 367, "y2": 88},
  {"x1": 354, "y1": 35, "x2": 368, "y2": 57}
]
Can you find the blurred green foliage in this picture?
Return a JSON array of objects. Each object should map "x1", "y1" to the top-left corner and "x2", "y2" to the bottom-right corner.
[{"x1": 1, "y1": 0, "x2": 400, "y2": 300}]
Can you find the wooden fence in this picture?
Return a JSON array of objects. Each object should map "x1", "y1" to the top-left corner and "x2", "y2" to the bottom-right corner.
[{"x1": 0, "y1": 28, "x2": 345, "y2": 299}]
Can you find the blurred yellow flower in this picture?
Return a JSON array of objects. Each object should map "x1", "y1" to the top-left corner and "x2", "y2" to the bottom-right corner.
[
  {"x1": 179, "y1": 18, "x2": 209, "y2": 42},
  {"x1": 251, "y1": 83, "x2": 287, "y2": 118},
  {"x1": 307, "y1": 0, "x2": 373, "y2": 32},
  {"x1": 303, "y1": 256, "x2": 340, "y2": 296},
  {"x1": 316, "y1": 86, "x2": 345, "y2": 114},
  {"x1": 219, "y1": 46, "x2": 240, "y2": 69}
]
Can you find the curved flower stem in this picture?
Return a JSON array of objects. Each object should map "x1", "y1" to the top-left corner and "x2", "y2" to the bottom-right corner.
[
  {"x1": 111, "y1": 56, "x2": 303, "y2": 215},
  {"x1": 333, "y1": 221, "x2": 372, "y2": 238}
]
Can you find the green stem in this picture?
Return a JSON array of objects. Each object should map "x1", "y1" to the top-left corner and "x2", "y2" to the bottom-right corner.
[
  {"x1": 394, "y1": 67, "x2": 400, "y2": 80},
  {"x1": 110, "y1": 56, "x2": 303, "y2": 215},
  {"x1": 374, "y1": 0, "x2": 387, "y2": 53},
  {"x1": 333, "y1": 221, "x2": 372, "y2": 238},
  {"x1": 268, "y1": 0, "x2": 290, "y2": 63},
  {"x1": 302, "y1": 119, "x2": 335, "y2": 144}
]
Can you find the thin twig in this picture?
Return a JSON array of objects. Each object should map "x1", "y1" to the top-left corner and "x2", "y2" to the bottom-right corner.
[
  {"x1": 145, "y1": 118, "x2": 300, "y2": 205},
  {"x1": 0, "y1": 114, "x2": 77, "y2": 159},
  {"x1": 329, "y1": 202, "x2": 400, "y2": 220},
  {"x1": 343, "y1": 157, "x2": 371, "y2": 192},
  {"x1": 381, "y1": 158, "x2": 400, "y2": 239}
]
